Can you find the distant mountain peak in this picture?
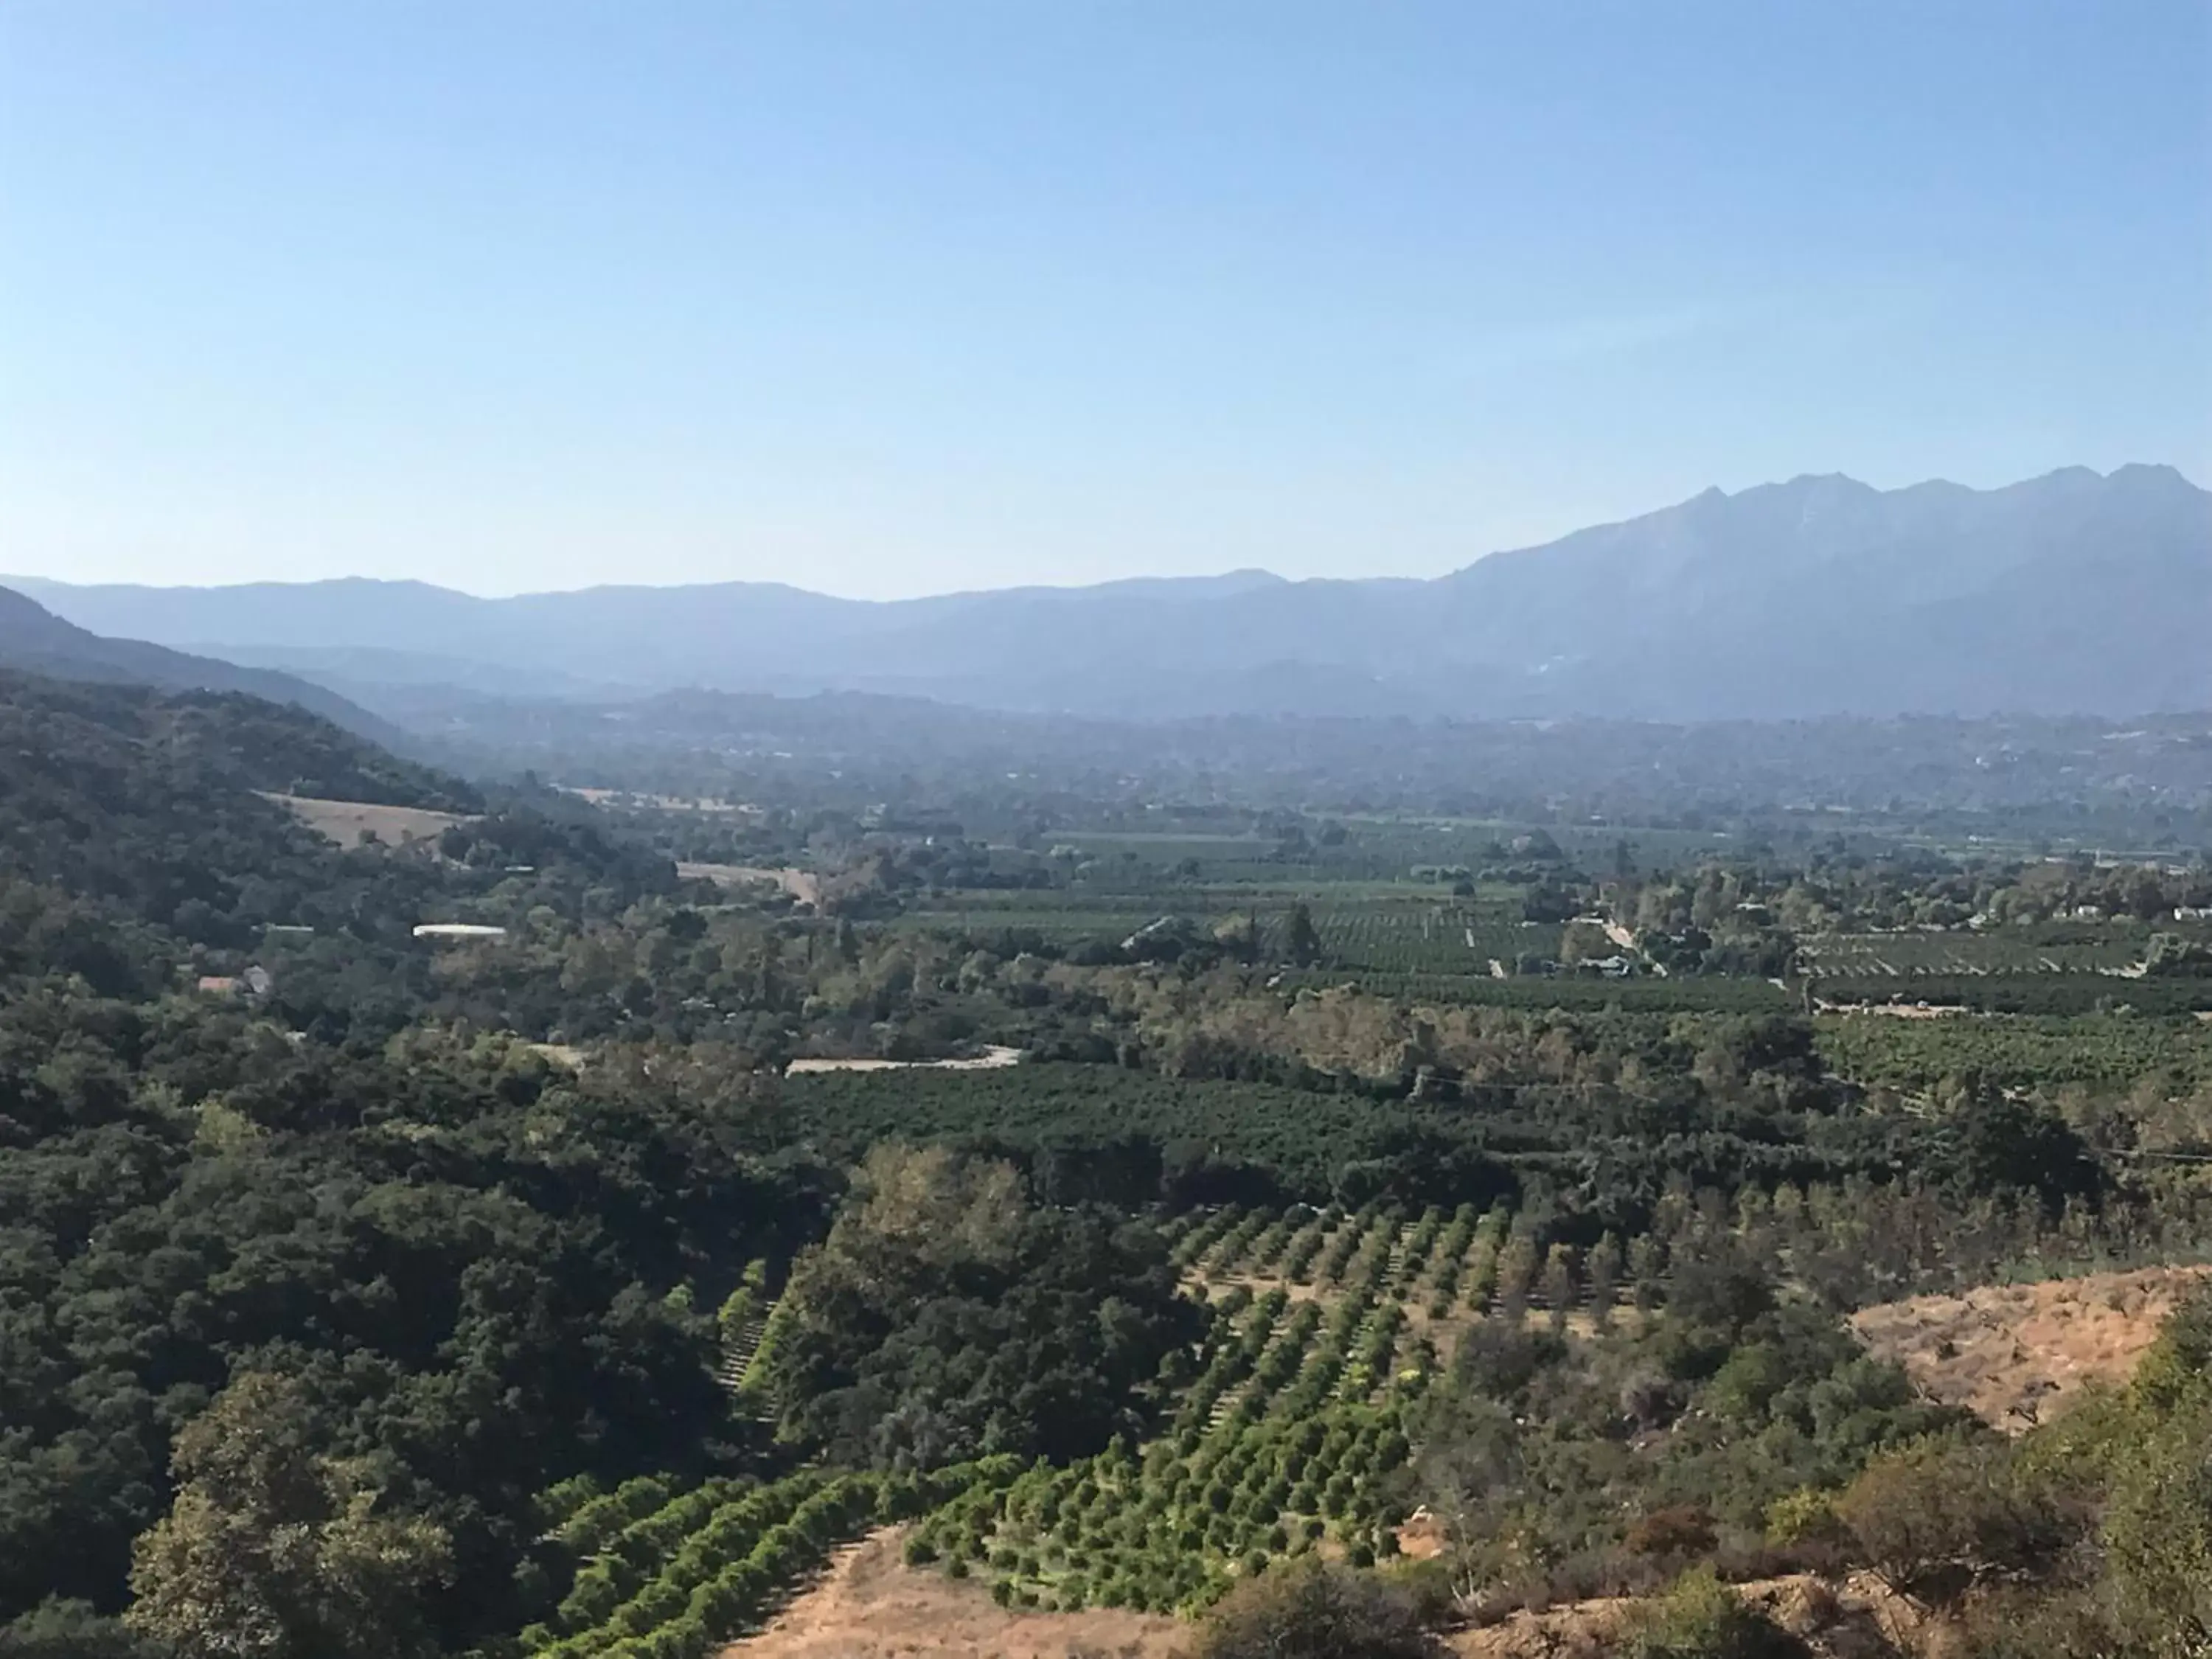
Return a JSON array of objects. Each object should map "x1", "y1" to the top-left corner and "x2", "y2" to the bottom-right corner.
[{"x1": 2108, "y1": 461, "x2": 2199, "y2": 492}]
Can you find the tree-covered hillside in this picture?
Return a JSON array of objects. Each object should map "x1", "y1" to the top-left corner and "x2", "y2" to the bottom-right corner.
[{"x1": 4, "y1": 667, "x2": 2211, "y2": 1657}]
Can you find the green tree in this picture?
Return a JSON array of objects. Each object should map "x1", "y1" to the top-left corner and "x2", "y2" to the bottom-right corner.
[
  {"x1": 2098, "y1": 1287, "x2": 2212, "y2": 1652},
  {"x1": 1284, "y1": 904, "x2": 1323, "y2": 967},
  {"x1": 760, "y1": 1146, "x2": 1197, "y2": 1465},
  {"x1": 125, "y1": 1374, "x2": 451, "y2": 1659},
  {"x1": 0, "y1": 1600, "x2": 165, "y2": 1659},
  {"x1": 2099, "y1": 1392, "x2": 2212, "y2": 1652},
  {"x1": 1834, "y1": 1433, "x2": 2075, "y2": 1608}
]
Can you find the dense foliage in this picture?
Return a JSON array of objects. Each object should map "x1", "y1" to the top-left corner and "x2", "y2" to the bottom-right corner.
[
  {"x1": 754, "y1": 1146, "x2": 1200, "y2": 1467},
  {"x1": 0, "y1": 992, "x2": 804, "y2": 1647},
  {"x1": 6, "y1": 669, "x2": 2212, "y2": 1654}
]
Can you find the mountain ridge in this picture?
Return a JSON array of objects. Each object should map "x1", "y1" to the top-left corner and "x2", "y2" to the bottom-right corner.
[
  {"x1": 15, "y1": 463, "x2": 2207, "y2": 720},
  {"x1": 0, "y1": 585, "x2": 413, "y2": 745}
]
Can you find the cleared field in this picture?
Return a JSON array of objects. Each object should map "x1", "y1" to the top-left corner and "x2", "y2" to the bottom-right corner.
[
  {"x1": 262, "y1": 792, "x2": 469, "y2": 846},
  {"x1": 717, "y1": 1527, "x2": 1180, "y2": 1659},
  {"x1": 1850, "y1": 1265, "x2": 2210, "y2": 1431},
  {"x1": 678, "y1": 863, "x2": 823, "y2": 907}
]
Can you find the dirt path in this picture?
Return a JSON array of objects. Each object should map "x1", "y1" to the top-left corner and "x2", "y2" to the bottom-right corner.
[
  {"x1": 719, "y1": 1528, "x2": 1182, "y2": 1659},
  {"x1": 1851, "y1": 1265, "x2": 2208, "y2": 1430}
]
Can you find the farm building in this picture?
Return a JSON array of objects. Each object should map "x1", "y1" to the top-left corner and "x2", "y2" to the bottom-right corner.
[
  {"x1": 412, "y1": 923, "x2": 509, "y2": 942},
  {"x1": 195, "y1": 965, "x2": 273, "y2": 998}
]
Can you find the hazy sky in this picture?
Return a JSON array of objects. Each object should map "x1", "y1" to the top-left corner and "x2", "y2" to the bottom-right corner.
[{"x1": 3, "y1": 1, "x2": 2207, "y2": 599}]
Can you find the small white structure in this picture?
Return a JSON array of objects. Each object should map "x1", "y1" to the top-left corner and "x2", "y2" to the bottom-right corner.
[{"x1": 412, "y1": 923, "x2": 509, "y2": 942}]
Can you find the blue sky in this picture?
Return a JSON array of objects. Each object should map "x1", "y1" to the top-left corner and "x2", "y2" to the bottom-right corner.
[{"x1": 2, "y1": 1, "x2": 2206, "y2": 598}]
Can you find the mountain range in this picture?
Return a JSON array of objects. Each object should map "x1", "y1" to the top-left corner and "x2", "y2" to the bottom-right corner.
[
  {"x1": 15, "y1": 463, "x2": 2209, "y2": 720},
  {"x1": 0, "y1": 584, "x2": 403, "y2": 742}
]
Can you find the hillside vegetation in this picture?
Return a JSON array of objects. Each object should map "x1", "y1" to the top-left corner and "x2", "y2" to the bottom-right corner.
[
  {"x1": 0, "y1": 583, "x2": 400, "y2": 741},
  {"x1": 1, "y1": 669, "x2": 2208, "y2": 1657}
]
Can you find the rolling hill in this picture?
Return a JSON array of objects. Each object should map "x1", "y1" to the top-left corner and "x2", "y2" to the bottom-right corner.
[
  {"x1": 15, "y1": 463, "x2": 2208, "y2": 718},
  {"x1": 0, "y1": 583, "x2": 408, "y2": 742}
]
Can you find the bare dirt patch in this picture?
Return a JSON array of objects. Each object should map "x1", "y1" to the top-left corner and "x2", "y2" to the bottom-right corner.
[
  {"x1": 1450, "y1": 1573, "x2": 1913, "y2": 1659},
  {"x1": 265, "y1": 793, "x2": 468, "y2": 847},
  {"x1": 1394, "y1": 1509, "x2": 1447, "y2": 1562},
  {"x1": 678, "y1": 863, "x2": 824, "y2": 908},
  {"x1": 725, "y1": 1535, "x2": 1918, "y2": 1659},
  {"x1": 1850, "y1": 1265, "x2": 2209, "y2": 1431},
  {"x1": 719, "y1": 1528, "x2": 1182, "y2": 1659},
  {"x1": 1450, "y1": 1596, "x2": 1632, "y2": 1658}
]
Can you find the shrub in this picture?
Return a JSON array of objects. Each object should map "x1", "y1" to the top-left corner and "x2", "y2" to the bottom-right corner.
[
  {"x1": 1834, "y1": 1434, "x2": 2081, "y2": 1605},
  {"x1": 1186, "y1": 1559, "x2": 1447, "y2": 1659},
  {"x1": 1764, "y1": 1488, "x2": 1846, "y2": 1550},
  {"x1": 1625, "y1": 1505, "x2": 1718, "y2": 1560},
  {"x1": 1620, "y1": 1567, "x2": 1799, "y2": 1659},
  {"x1": 2098, "y1": 1382, "x2": 2212, "y2": 1650}
]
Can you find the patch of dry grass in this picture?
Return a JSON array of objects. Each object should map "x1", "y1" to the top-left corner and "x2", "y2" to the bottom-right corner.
[
  {"x1": 1849, "y1": 1265, "x2": 2210, "y2": 1431},
  {"x1": 263, "y1": 793, "x2": 468, "y2": 847},
  {"x1": 717, "y1": 1528, "x2": 1181, "y2": 1659}
]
